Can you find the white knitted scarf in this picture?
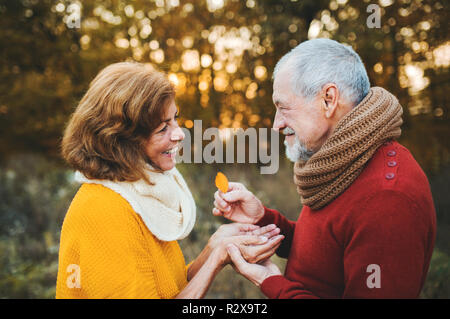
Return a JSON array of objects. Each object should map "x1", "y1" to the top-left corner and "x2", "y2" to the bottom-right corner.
[{"x1": 74, "y1": 165, "x2": 196, "y2": 242}]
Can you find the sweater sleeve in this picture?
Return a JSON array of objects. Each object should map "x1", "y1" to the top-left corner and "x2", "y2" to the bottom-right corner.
[
  {"x1": 257, "y1": 206, "x2": 296, "y2": 259},
  {"x1": 258, "y1": 207, "x2": 318, "y2": 298},
  {"x1": 260, "y1": 275, "x2": 320, "y2": 299}
]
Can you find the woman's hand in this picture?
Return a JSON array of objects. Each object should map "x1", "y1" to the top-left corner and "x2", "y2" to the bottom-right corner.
[
  {"x1": 208, "y1": 223, "x2": 279, "y2": 250},
  {"x1": 179, "y1": 223, "x2": 283, "y2": 299},
  {"x1": 211, "y1": 226, "x2": 284, "y2": 266},
  {"x1": 224, "y1": 233, "x2": 284, "y2": 265},
  {"x1": 181, "y1": 223, "x2": 283, "y2": 298},
  {"x1": 189, "y1": 223, "x2": 268, "y2": 280},
  {"x1": 208, "y1": 223, "x2": 258, "y2": 250}
]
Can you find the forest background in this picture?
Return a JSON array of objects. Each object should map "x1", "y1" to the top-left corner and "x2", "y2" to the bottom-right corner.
[{"x1": 0, "y1": 0, "x2": 448, "y2": 298}]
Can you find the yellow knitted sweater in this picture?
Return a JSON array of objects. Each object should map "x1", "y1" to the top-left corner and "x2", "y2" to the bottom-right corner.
[{"x1": 56, "y1": 183, "x2": 189, "y2": 299}]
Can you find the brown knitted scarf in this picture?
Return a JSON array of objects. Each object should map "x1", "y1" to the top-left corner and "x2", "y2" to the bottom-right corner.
[{"x1": 293, "y1": 86, "x2": 403, "y2": 210}]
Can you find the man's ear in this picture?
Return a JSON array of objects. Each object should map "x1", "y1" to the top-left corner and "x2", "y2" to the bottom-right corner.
[{"x1": 322, "y1": 84, "x2": 339, "y2": 119}]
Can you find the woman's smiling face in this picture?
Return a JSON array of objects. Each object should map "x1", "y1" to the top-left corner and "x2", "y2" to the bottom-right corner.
[{"x1": 144, "y1": 100, "x2": 185, "y2": 171}]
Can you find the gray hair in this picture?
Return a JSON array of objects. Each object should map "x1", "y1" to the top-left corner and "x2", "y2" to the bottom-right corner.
[{"x1": 273, "y1": 38, "x2": 370, "y2": 106}]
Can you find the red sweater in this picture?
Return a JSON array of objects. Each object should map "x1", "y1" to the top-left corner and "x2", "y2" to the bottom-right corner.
[{"x1": 258, "y1": 141, "x2": 436, "y2": 298}]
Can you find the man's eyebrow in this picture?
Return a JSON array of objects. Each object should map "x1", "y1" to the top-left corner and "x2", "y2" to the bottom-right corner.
[{"x1": 273, "y1": 98, "x2": 287, "y2": 107}]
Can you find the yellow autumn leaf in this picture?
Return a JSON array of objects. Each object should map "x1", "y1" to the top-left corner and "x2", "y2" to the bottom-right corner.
[{"x1": 215, "y1": 172, "x2": 229, "y2": 193}]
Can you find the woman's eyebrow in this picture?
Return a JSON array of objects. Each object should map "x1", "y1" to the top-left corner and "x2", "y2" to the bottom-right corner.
[{"x1": 162, "y1": 110, "x2": 179, "y2": 122}]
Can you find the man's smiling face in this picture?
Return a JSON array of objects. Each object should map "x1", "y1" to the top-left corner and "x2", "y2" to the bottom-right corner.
[{"x1": 272, "y1": 66, "x2": 330, "y2": 162}]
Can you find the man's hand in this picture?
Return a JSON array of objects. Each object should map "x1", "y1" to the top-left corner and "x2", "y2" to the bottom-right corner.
[
  {"x1": 237, "y1": 232, "x2": 284, "y2": 264},
  {"x1": 213, "y1": 182, "x2": 265, "y2": 224},
  {"x1": 227, "y1": 244, "x2": 282, "y2": 287}
]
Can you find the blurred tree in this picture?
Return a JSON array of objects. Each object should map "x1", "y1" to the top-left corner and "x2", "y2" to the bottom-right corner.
[
  {"x1": 330, "y1": 0, "x2": 449, "y2": 172},
  {"x1": 1, "y1": 0, "x2": 447, "y2": 170},
  {"x1": 0, "y1": 0, "x2": 448, "y2": 172},
  {"x1": 0, "y1": 0, "x2": 331, "y2": 157}
]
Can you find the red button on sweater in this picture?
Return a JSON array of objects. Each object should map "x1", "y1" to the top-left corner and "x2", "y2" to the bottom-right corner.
[{"x1": 258, "y1": 141, "x2": 436, "y2": 298}]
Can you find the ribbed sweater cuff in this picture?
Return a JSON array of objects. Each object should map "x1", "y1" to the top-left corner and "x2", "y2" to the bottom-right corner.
[
  {"x1": 256, "y1": 206, "x2": 279, "y2": 227},
  {"x1": 260, "y1": 275, "x2": 289, "y2": 299}
]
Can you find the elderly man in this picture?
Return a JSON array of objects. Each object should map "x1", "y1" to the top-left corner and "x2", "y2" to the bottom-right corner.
[{"x1": 213, "y1": 38, "x2": 436, "y2": 298}]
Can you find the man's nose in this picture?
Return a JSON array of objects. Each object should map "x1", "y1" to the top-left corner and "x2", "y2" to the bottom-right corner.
[
  {"x1": 171, "y1": 126, "x2": 185, "y2": 141},
  {"x1": 272, "y1": 110, "x2": 285, "y2": 132}
]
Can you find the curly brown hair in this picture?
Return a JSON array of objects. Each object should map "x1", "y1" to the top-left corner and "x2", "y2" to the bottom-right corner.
[{"x1": 61, "y1": 62, "x2": 175, "y2": 184}]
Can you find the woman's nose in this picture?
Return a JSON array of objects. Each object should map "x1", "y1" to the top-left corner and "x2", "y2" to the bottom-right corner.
[{"x1": 171, "y1": 126, "x2": 185, "y2": 141}]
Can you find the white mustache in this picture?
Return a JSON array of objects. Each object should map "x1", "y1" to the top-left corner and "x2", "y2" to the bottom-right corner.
[{"x1": 282, "y1": 127, "x2": 295, "y2": 135}]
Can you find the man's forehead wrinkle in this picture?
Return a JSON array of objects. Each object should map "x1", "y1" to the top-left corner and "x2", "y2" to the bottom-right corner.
[
  {"x1": 273, "y1": 60, "x2": 297, "y2": 108},
  {"x1": 273, "y1": 86, "x2": 294, "y2": 107}
]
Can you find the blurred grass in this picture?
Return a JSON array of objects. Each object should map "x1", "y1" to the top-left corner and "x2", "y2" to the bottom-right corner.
[
  {"x1": 420, "y1": 248, "x2": 450, "y2": 298},
  {"x1": 0, "y1": 153, "x2": 448, "y2": 298}
]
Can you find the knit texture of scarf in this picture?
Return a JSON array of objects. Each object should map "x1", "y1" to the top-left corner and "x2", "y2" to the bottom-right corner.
[
  {"x1": 74, "y1": 165, "x2": 196, "y2": 241},
  {"x1": 293, "y1": 86, "x2": 403, "y2": 210}
]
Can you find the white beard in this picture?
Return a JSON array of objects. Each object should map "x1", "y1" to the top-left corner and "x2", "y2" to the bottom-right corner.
[{"x1": 284, "y1": 133, "x2": 315, "y2": 163}]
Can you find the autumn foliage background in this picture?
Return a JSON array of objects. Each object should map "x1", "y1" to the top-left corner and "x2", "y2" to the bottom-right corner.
[{"x1": 0, "y1": 0, "x2": 449, "y2": 298}]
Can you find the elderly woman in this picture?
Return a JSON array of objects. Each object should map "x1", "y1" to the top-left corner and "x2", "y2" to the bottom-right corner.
[{"x1": 56, "y1": 62, "x2": 284, "y2": 299}]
